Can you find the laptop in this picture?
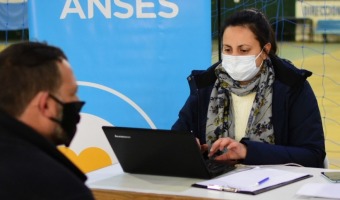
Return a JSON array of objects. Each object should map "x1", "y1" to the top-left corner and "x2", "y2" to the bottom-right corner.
[{"x1": 102, "y1": 126, "x2": 236, "y2": 179}]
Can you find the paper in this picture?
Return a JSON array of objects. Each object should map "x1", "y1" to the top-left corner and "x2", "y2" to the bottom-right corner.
[
  {"x1": 193, "y1": 167, "x2": 312, "y2": 195},
  {"x1": 296, "y1": 183, "x2": 340, "y2": 199}
]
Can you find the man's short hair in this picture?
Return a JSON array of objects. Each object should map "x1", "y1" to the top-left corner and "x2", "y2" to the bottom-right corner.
[{"x1": 0, "y1": 41, "x2": 68, "y2": 117}]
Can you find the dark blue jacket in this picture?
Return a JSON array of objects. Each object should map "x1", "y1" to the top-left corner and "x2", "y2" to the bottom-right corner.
[{"x1": 172, "y1": 55, "x2": 326, "y2": 168}]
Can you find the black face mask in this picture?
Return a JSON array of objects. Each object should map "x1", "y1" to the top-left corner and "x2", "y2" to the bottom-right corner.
[{"x1": 49, "y1": 94, "x2": 85, "y2": 146}]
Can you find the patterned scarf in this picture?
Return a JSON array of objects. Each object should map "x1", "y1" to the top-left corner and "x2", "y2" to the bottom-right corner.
[{"x1": 205, "y1": 59, "x2": 275, "y2": 147}]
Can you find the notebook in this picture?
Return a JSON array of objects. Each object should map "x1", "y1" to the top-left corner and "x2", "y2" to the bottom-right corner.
[{"x1": 102, "y1": 126, "x2": 236, "y2": 179}]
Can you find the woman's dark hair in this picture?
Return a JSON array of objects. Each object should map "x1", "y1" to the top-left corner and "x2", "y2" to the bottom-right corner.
[{"x1": 220, "y1": 8, "x2": 277, "y2": 55}]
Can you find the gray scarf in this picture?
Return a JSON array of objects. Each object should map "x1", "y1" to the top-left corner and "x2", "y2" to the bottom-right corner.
[{"x1": 206, "y1": 59, "x2": 275, "y2": 147}]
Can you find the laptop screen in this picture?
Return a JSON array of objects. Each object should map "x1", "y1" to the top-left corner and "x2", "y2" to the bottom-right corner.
[{"x1": 102, "y1": 126, "x2": 219, "y2": 179}]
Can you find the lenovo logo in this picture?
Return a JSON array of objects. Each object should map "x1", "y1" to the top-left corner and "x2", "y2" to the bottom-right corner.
[{"x1": 114, "y1": 134, "x2": 131, "y2": 139}]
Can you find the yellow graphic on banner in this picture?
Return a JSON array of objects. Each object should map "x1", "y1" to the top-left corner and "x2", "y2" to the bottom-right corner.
[{"x1": 58, "y1": 146, "x2": 112, "y2": 173}]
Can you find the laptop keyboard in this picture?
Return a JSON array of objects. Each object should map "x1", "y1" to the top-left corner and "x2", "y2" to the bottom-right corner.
[{"x1": 205, "y1": 159, "x2": 235, "y2": 177}]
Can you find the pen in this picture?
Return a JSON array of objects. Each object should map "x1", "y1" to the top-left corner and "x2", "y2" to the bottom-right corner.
[{"x1": 255, "y1": 177, "x2": 270, "y2": 186}]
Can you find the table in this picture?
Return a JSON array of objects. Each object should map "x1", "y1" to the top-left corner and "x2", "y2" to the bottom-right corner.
[{"x1": 86, "y1": 163, "x2": 337, "y2": 200}]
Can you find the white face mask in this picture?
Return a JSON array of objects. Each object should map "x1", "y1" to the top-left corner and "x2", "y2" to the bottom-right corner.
[{"x1": 222, "y1": 50, "x2": 264, "y2": 81}]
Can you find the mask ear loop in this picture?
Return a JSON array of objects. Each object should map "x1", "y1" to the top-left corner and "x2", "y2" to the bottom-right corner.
[
  {"x1": 49, "y1": 94, "x2": 64, "y2": 106},
  {"x1": 256, "y1": 43, "x2": 271, "y2": 67},
  {"x1": 255, "y1": 48, "x2": 265, "y2": 68},
  {"x1": 48, "y1": 94, "x2": 64, "y2": 124}
]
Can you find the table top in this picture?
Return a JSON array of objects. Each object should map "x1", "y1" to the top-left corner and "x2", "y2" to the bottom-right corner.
[{"x1": 86, "y1": 163, "x2": 337, "y2": 200}]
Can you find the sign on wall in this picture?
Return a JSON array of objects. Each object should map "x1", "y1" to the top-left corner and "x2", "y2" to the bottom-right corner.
[
  {"x1": 296, "y1": 0, "x2": 340, "y2": 42},
  {"x1": 28, "y1": 0, "x2": 211, "y2": 172},
  {"x1": 0, "y1": 0, "x2": 27, "y2": 30}
]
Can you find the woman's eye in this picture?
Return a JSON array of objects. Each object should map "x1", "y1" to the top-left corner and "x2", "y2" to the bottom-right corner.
[{"x1": 223, "y1": 49, "x2": 231, "y2": 53}]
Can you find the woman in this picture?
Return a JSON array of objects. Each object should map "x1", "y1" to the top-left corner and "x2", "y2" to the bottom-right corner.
[{"x1": 172, "y1": 8, "x2": 325, "y2": 168}]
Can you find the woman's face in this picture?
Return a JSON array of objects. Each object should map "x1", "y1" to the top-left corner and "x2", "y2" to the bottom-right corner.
[{"x1": 222, "y1": 25, "x2": 267, "y2": 67}]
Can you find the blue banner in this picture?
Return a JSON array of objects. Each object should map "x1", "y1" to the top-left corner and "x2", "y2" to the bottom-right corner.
[{"x1": 28, "y1": 0, "x2": 211, "y2": 130}]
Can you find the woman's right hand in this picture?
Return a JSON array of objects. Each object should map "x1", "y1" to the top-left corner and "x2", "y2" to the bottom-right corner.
[{"x1": 208, "y1": 137, "x2": 247, "y2": 161}]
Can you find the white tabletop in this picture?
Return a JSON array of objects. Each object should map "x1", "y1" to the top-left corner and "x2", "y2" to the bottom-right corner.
[{"x1": 86, "y1": 163, "x2": 338, "y2": 200}]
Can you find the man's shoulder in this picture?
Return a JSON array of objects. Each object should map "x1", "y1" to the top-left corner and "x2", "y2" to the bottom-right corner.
[
  {"x1": 0, "y1": 129, "x2": 84, "y2": 181},
  {"x1": 0, "y1": 145, "x2": 94, "y2": 199}
]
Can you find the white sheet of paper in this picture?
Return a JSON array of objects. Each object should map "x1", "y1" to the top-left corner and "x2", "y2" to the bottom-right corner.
[
  {"x1": 296, "y1": 183, "x2": 340, "y2": 199},
  {"x1": 196, "y1": 167, "x2": 310, "y2": 192}
]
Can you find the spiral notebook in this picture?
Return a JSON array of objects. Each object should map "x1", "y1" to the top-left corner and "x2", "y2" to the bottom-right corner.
[{"x1": 192, "y1": 166, "x2": 312, "y2": 195}]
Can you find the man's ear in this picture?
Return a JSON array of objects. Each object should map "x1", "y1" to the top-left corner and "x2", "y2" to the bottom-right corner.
[{"x1": 37, "y1": 92, "x2": 54, "y2": 118}]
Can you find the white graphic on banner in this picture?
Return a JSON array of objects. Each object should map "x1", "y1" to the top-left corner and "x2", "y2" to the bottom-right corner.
[
  {"x1": 77, "y1": 81, "x2": 157, "y2": 129},
  {"x1": 71, "y1": 113, "x2": 117, "y2": 164},
  {"x1": 60, "y1": 0, "x2": 179, "y2": 19}
]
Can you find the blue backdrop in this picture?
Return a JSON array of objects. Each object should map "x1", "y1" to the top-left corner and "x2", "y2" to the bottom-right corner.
[{"x1": 28, "y1": 0, "x2": 211, "y2": 129}]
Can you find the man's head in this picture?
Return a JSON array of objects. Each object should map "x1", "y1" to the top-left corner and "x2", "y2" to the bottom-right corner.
[{"x1": 0, "y1": 41, "x2": 84, "y2": 146}]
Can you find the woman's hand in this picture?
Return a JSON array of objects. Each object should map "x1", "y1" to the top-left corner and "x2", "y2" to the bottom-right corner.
[{"x1": 208, "y1": 137, "x2": 247, "y2": 161}]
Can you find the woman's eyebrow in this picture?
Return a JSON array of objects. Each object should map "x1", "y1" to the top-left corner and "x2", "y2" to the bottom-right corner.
[{"x1": 238, "y1": 44, "x2": 252, "y2": 48}]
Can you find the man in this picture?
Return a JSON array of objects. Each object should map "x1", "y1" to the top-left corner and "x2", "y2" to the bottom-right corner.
[{"x1": 0, "y1": 42, "x2": 94, "y2": 199}]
